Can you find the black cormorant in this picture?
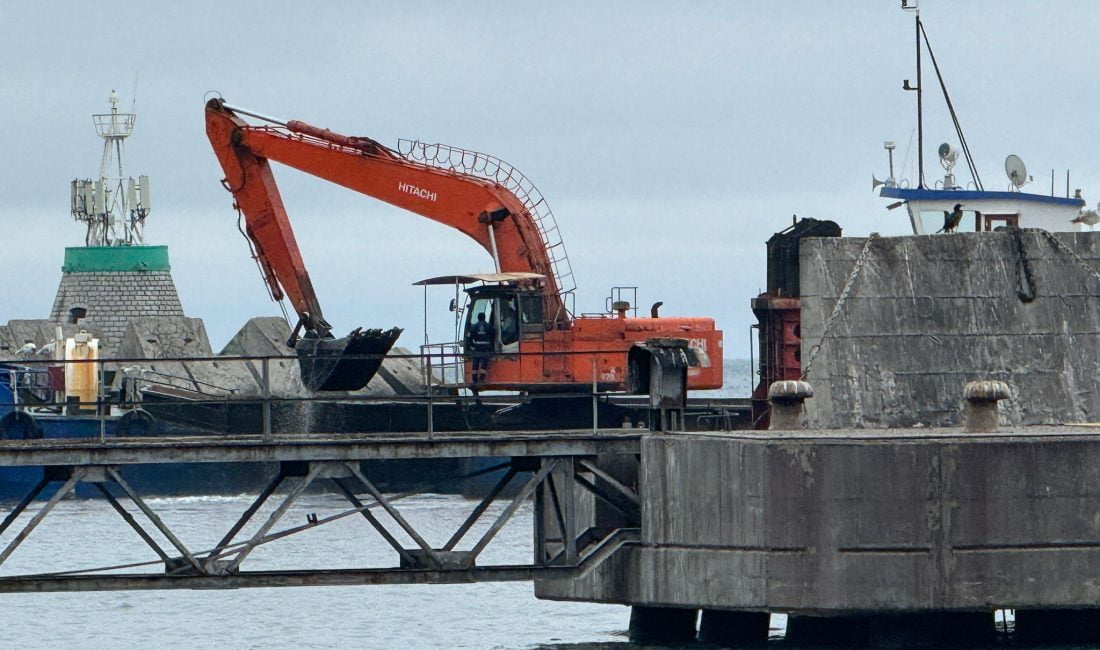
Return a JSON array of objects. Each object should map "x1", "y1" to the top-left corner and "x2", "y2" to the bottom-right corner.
[{"x1": 938, "y1": 203, "x2": 964, "y2": 233}]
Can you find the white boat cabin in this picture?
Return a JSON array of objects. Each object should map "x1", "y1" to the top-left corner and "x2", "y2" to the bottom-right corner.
[{"x1": 879, "y1": 186, "x2": 1086, "y2": 235}]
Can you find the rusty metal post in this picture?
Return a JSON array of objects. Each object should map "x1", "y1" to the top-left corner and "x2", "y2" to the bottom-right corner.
[
  {"x1": 963, "y1": 380, "x2": 1010, "y2": 433},
  {"x1": 261, "y1": 357, "x2": 271, "y2": 440},
  {"x1": 768, "y1": 380, "x2": 813, "y2": 430}
]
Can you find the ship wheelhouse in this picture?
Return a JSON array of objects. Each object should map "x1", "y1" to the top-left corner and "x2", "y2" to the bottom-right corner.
[{"x1": 880, "y1": 186, "x2": 1086, "y2": 235}]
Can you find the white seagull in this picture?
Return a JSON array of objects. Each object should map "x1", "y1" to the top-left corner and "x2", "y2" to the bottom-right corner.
[{"x1": 1071, "y1": 203, "x2": 1100, "y2": 230}]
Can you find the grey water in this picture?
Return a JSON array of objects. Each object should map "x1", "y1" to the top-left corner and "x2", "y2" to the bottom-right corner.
[{"x1": 0, "y1": 493, "x2": 644, "y2": 649}]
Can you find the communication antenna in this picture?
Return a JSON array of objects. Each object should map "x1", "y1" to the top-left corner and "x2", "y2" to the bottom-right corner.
[
  {"x1": 901, "y1": 0, "x2": 923, "y2": 188},
  {"x1": 1005, "y1": 154, "x2": 1028, "y2": 190},
  {"x1": 872, "y1": 141, "x2": 898, "y2": 191},
  {"x1": 70, "y1": 90, "x2": 151, "y2": 246},
  {"x1": 130, "y1": 71, "x2": 139, "y2": 113}
]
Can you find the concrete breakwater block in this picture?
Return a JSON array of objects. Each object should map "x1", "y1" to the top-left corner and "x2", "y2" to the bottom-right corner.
[
  {"x1": 119, "y1": 316, "x2": 213, "y2": 359},
  {"x1": 219, "y1": 316, "x2": 293, "y2": 358},
  {"x1": 0, "y1": 319, "x2": 106, "y2": 360},
  {"x1": 222, "y1": 317, "x2": 426, "y2": 397}
]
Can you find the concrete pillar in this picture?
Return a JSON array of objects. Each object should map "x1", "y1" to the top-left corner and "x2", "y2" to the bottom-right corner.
[
  {"x1": 768, "y1": 380, "x2": 813, "y2": 430},
  {"x1": 1016, "y1": 608, "x2": 1100, "y2": 644},
  {"x1": 628, "y1": 605, "x2": 698, "y2": 644},
  {"x1": 698, "y1": 609, "x2": 769, "y2": 646},
  {"x1": 963, "y1": 380, "x2": 1010, "y2": 433}
]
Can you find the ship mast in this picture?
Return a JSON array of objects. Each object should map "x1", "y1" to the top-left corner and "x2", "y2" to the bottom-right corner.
[
  {"x1": 902, "y1": 0, "x2": 925, "y2": 189},
  {"x1": 70, "y1": 90, "x2": 151, "y2": 247}
]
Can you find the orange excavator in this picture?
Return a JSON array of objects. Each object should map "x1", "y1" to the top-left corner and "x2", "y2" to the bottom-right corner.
[{"x1": 205, "y1": 98, "x2": 722, "y2": 393}]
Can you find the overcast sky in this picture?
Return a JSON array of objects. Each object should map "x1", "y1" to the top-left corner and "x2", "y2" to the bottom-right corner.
[{"x1": 2, "y1": 1, "x2": 1098, "y2": 356}]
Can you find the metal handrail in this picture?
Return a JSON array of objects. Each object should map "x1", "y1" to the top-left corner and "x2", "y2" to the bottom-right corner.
[
  {"x1": 0, "y1": 347, "x2": 676, "y2": 440},
  {"x1": 397, "y1": 139, "x2": 577, "y2": 315}
]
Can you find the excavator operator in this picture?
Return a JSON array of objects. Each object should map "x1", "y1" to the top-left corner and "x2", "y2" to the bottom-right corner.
[{"x1": 467, "y1": 312, "x2": 494, "y2": 384}]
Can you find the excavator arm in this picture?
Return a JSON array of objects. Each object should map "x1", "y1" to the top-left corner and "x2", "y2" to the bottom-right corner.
[
  {"x1": 205, "y1": 99, "x2": 405, "y2": 391},
  {"x1": 204, "y1": 99, "x2": 566, "y2": 330}
]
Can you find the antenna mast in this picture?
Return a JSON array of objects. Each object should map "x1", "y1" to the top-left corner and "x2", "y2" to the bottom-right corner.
[
  {"x1": 902, "y1": 0, "x2": 924, "y2": 188},
  {"x1": 70, "y1": 90, "x2": 151, "y2": 246}
]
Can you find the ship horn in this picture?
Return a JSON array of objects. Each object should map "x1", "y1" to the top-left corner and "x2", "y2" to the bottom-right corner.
[{"x1": 872, "y1": 175, "x2": 885, "y2": 191}]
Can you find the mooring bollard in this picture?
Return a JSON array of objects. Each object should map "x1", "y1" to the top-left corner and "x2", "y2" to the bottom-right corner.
[
  {"x1": 768, "y1": 380, "x2": 813, "y2": 430},
  {"x1": 963, "y1": 380, "x2": 1010, "y2": 433}
]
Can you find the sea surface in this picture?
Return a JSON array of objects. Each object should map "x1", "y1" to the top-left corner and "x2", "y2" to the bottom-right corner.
[
  {"x1": 0, "y1": 493, "x2": 637, "y2": 649},
  {"x1": 706, "y1": 357, "x2": 753, "y2": 399}
]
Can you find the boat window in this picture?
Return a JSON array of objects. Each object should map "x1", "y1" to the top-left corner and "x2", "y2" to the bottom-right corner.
[
  {"x1": 981, "y1": 214, "x2": 1019, "y2": 231},
  {"x1": 919, "y1": 209, "x2": 973, "y2": 234}
]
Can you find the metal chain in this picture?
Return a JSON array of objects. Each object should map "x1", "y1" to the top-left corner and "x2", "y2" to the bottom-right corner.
[
  {"x1": 1036, "y1": 229, "x2": 1100, "y2": 285},
  {"x1": 801, "y1": 234, "x2": 878, "y2": 379}
]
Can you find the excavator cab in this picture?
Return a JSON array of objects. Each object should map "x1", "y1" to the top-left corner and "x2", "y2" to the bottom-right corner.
[
  {"x1": 462, "y1": 284, "x2": 544, "y2": 355},
  {"x1": 414, "y1": 272, "x2": 549, "y2": 390},
  {"x1": 460, "y1": 283, "x2": 549, "y2": 389}
]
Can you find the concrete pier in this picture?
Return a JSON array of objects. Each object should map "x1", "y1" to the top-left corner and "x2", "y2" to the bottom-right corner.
[{"x1": 536, "y1": 425, "x2": 1100, "y2": 644}]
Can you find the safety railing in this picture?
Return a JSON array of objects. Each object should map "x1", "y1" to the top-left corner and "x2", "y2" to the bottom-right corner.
[
  {"x1": 0, "y1": 350, "x2": 743, "y2": 443},
  {"x1": 396, "y1": 139, "x2": 577, "y2": 316},
  {"x1": 420, "y1": 342, "x2": 464, "y2": 388}
]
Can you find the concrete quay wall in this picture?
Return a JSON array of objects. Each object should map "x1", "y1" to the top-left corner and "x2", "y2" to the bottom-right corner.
[
  {"x1": 537, "y1": 430, "x2": 1100, "y2": 613},
  {"x1": 800, "y1": 231, "x2": 1100, "y2": 429}
]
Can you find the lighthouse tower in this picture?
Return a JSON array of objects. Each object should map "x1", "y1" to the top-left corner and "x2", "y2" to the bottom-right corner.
[{"x1": 50, "y1": 91, "x2": 186, "y2": 354}]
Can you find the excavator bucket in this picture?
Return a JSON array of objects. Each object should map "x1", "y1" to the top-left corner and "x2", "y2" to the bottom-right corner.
[{"x1": 296, "y1": 327, "x2": 403, "y2": 392}]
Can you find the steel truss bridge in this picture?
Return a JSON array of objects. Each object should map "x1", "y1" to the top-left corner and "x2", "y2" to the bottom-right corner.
[{"x1": 0, "y1": 430, "x2": 642, "y2": 593}]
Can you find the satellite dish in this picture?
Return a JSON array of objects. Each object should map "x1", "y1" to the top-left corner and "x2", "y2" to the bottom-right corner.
[{"x1": 1005, "y1": 154, "x2": 1028, "y2": 188}]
